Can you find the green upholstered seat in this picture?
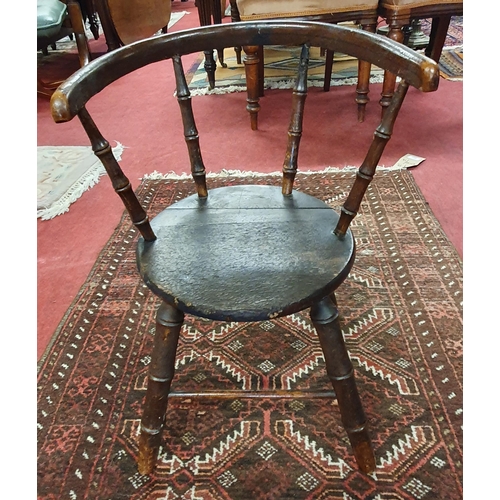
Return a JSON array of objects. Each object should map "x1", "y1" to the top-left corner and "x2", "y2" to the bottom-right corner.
[{"x1": 37, "y1": 0, "x2": 67, "y2": 39}]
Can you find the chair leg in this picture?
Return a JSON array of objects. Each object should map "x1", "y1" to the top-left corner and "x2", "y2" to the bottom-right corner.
[
  {"x1": 67, "y1": 0, "x2": 91, "y2": 67},
  {"x1": 235, "y1": 46, "x2": 242, "y2": 64},
  {"x1": 310, "y1": 295, "x2": 376, "y2": 474},
  {"x1": 425, "y1": 15, "x2": 452, "y2": 61},
  {"x1": 257, "y1": 45, "x2": 265, "y2": 97},
  {"x1": 323, "y1": 49, "x2": 334, "y2": 92},
  {"x1": 242, "y1": 45, "x2": 261, "y2": 130},
  {"x1": 138, "y1": 301, "x2": 184, "y2": 475},
  {"x1": 379, "y1": 16, "x2": 408, "y2": 117},
  {"x1": 356, "y1": 19, "x2": 377, "y2": 122},
  {"x1": 196, "y1": 0, "x2": 217, "y2": 89}
]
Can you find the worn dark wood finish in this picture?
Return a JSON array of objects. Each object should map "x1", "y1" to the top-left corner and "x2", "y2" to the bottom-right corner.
[
  {"x1": 172, "y1": 55, "x2": 209, "y2": 198},
  {"x1": 137, "y1": 185, "x2": 356, "y2": 321},
  {"x1": 335, "y1": 80, "x2": 410, "y2": 236},
  {"x1": 137, "y1": 301, "x2": 184, "y2": 475},
  {"x1": 77, "y1": 107, "x2": 156, "y2": 241},
  {"x1": 310, "y1": 295, "x2": 375, "y2": 473},
  {"x1": 378, "y1": 2, "x2": 462, "y2": 115},
  {"x1": 282, "y1": 44, "x2": 309, "y2": 195},
  {"x1": 50, "y1": 21, "x2": 439, "y2": 476}
]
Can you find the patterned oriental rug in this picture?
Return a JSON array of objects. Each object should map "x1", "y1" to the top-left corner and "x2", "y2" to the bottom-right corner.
[
  {"x1": 187, "y1": 17, "x2": 463, "y2": 94},
  {"x1": 37, "y1": 170, "x2": 463, "y2": 499}
]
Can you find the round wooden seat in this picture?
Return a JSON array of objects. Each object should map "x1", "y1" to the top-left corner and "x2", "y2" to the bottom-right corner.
[{"x1": 137, "y1": 185, "x2": 355, "y2": 321}]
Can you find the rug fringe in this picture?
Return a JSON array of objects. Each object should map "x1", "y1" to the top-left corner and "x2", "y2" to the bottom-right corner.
[
  {"x1": 188, "y1": 74, "x2": 385, "y2": 97},
  {"x1": 37, "y1": 142, "x2": 124, "y2": 220},
  {"x1": 142, "y1": 165, "x2": 407, "y2": 180}
]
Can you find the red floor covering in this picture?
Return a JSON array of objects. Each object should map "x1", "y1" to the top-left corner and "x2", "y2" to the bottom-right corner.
[{"x1": 37, "y1": 1, "x2": 462, "y2": 361}]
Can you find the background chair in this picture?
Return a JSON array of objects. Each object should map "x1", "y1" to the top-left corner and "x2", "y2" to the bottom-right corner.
[
  {"x1": 37, "y1": 0, "x2": 91, "y2": 96},
  {"x1": 228, "y1": 0, "x2": 380, "y2": 129},
  {"x1": 93, "y1": 0, "x2": 172, "y2": 51},
  {"x1": 50, "y1": 20, "x2": 439, "y2": 476},
  {"x1": 376, "y1": 0, "x2": 463, "y2": 114}
]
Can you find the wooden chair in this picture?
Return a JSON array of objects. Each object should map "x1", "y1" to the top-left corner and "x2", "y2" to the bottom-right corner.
[
  {"x1": 92, "y1": 0, "x2": 172, "y2": 52},
  {"x1": 50, "y1": 20, "x2": 439, "y2": 475},
  {"x1": 228, "y1": 0, "x2": 380, "y2": 129},
  {"x1": 376, "y1": 0, "x2": 463, "y2": 114}
]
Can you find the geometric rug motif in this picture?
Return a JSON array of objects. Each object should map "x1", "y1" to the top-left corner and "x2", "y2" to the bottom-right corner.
[{"x1": 37, "y1": 170, "x2": 463, "y2": 499}]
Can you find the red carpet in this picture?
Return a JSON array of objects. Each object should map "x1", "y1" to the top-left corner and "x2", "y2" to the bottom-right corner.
[{"x1": 37, "y1": 1, "x2": 462, "y2": 361}]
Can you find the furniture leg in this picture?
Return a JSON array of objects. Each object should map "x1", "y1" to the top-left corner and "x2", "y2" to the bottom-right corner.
[
  {"x1": 425, "y1": 15, "x2": 451, "y2": 61},
  {"x1": 67, "y1": 0, "x2": 91, "y2": 67},
  {"x1": 323, "y1": 49, "x2": 334, "y2": 92},
  {"x1": 379, "y1": 17, "x2": 407, "y2": 116},
  {"x1": 93, "y1": 0, "x2": 121, "y2": 51},
  {"x1": 229, "y1": 0, "x2": 242, "y2": 63},
  {"x1": 310, "y1": 295, "x2": 375, "y2": 474},
  {"x1": 242, "y1": 45, "x2": 261, "y2": 130},
  {"x1": 258, "y1": 45, "x2": 264, "y2": 97},
  {"x1": 355, "y1": 19, "x2": 376, "y2": 122},
  {"x1": 138, "y1": 301, "x2": 184, "y2": 475},
  {"x1": 197, "y1": 0, "x2": 217, "y2": 88}
]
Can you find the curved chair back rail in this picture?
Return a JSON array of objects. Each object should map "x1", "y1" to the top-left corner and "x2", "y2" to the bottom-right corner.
[{"x1": 51, "y1": 20, "x2": 439, "y2": 121}]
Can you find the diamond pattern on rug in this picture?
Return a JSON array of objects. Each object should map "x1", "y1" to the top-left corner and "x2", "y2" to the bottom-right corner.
[{"x1": 37, "y1": 170, "x2": 462, "y2": 499}]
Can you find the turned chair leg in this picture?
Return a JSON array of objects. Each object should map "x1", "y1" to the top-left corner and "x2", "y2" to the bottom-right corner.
[
  {"x1": 138, "y1": 301, "x2": 184, "y2": 475},
  {"x1": 242, "y1": 44, "x2": 261, "y2": 130},
  {"x1": 356, "y1": 59, "x2": 372, "y2": 122},
  {"x1": 355, "y1": 19, "x2": 377, "y2": 122},
  {"x1": 310, "y1": 295, "x2": 376, "y2": 474},
  {"x1": 379, "y1": 17, "x2": 407, "y2": 117}
]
